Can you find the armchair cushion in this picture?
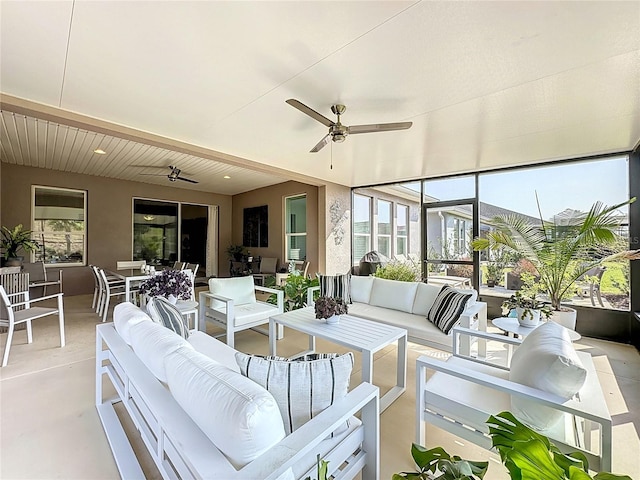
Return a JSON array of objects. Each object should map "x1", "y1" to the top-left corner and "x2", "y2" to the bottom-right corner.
[
  {"x1": 208, "y1": 276, "x2": 256, "y2": 308},
  {"x1": 427, "y1": 285, "x2": 474, "y2": 334},
  {"x1": 165, "y1": 347, "x2": 285, "y2": 469},
  {"x1": 509, "y1": 321, "x2": 587, "y2": 430},
  {"x1": 146, "y1": 296, "x2": 190, "y2": 339},
  {"x1": 235, "y1": 352, "x2": 354, "y2": 435},
  {"x1": 318, "y1": 273, "x2": 352, "y2": 304},
  {"x1": 211, "y1": 301, "x2": 279, "y2": 327}
]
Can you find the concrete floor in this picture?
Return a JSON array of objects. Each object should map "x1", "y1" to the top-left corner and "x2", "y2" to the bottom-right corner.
[{"x1": 1, "y1": 294, "x2": 639, "y2": 479}]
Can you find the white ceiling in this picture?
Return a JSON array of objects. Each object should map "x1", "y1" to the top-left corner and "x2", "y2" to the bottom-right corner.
[{"x1": 1, "y1": 1, "x2": 639, "y2": 195}]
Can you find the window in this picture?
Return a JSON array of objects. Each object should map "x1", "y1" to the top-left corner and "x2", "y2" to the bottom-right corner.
[
  {"x1": 396, "y1": 204, "x2": 408, "y2": 256},
  {"x1": 353, "y1": 194, "x2": 372, "y2": 263},
  {"x1": 133, "y1": 199, "x2": 178, "y2": 264},
  {"x1": 377, "y1": 199, "x2": 392, "y2": 258},
  {"x1": 285, "y1": 194, "x2": 306, "y2": 262},
  {"x1": 32, "y1": 186, "x2": 86, "y2": 265}
]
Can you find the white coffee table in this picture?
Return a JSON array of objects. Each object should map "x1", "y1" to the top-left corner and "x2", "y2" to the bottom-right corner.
[{"x1": 269, "y1": 307, "x2": 408, "y2": 412}]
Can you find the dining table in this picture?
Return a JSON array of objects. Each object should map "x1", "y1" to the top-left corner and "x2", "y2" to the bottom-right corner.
[{"x1": 110, "y1": 268, "x2": 153, "y2": 303}]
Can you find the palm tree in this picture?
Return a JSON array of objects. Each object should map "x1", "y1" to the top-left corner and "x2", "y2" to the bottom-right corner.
[{"x1": 471, "y1": 197, "x2": 640, "y2": 311}]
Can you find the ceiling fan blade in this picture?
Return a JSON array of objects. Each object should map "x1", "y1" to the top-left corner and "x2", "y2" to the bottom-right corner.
[
  {"x1": 286, "y1": 99, "x2": 334, "y2": 127},
  {"x1": 310, "y1": 134, "x2": 331, "y2": 153},
  {"x1": 176, "y1": 176, "x2": 199, "y2": 184},
  {"x1": 348, "y1": 121, "x2": 413, "y2": 135},
  {"x1": 129, "y1": 164, "x2": 166, "y2": 169},
  {"x1": 138, "y1": 173, "x2": 168, "y2": 177}
]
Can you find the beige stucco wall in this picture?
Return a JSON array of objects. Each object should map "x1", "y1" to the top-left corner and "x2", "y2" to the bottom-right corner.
[
  {"x1": 1, "y1": 164, "x2": 232, "y2": 295},
  {"x1": 231, "y1": 181, "x2": 319, "y2": 276}
]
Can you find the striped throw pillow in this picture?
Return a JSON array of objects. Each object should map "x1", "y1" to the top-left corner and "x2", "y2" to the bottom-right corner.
[
  {"x1": 317, "y1": 273, "x2": 351, "y2": 304},
  {"x1": 235, "y1": 352, "x2": 354, "y2": 435},
  {"x1": 146, "y1": 296, "x2": 190, "y2": 339},
  {"x1": 426, "y1": 285, "x2": 473, "y2": 334}
]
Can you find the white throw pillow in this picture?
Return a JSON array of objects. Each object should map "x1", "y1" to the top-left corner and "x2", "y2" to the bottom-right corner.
[
  {"x1": 509, "y1": 321, "x2": 587, "y2": 430},
  {"x1": 350, "y1": 275, "x2": 374, "y2": 304},
  {"x1": 129, "y1": 320, "x2": 193, "y2": 382},
  {"x1": 208, "y1": 276, "x2": 256, "y2": 309},
  {"x1": 235, "y1": 352, "x2": 354, "y2": 435},
  {"x1": 113, "y1": 302, "x2": 152, "y2": 345},
  {"x1": 427, "y1": 285, "x2": 474, "y2": 334},
  {"x1": 165, "y1": 348, "x2": 285, "y2": 469},
  {"x1": 369, "y1": 277, "x2": 418, "y2": 313}
]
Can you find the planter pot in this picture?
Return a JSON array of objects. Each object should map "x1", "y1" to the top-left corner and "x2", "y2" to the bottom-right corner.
[
  {"x1": 5, "y1": 256, "x2": 23, "y2": 267},
  {"x1": 486, "y1": 280, "x2": 496, "y2": 288},
  {"x1": 550, "y1": 307, "x2": 577, "y2": 330},
  {"x1": 325, "y1": 314, "x2": 340, "y2": 324},
  {"x1": 516, "y1": 307, "x2": 541, "y2": 327}
]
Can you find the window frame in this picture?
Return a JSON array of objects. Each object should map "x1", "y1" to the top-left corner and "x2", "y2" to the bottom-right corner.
[
  {"x1": 31, "y1": 185, "x2": 87, "y2": 267},
  {"x1": 284, "y1": 194, "x2": 307, "y2": 262},
  {"x1": 396, "y1": 203, "x2": 409, "y2": 256},
  {"x1": 353, "y1": 193, "x2": 373, "y2": 265}
]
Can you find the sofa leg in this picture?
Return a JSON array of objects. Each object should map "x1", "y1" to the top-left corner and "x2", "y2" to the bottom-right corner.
[{"x1": 226, "y1": 329, "x2": 235, "y2": 348}]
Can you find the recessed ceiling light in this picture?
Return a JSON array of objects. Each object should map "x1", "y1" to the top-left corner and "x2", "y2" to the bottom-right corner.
[
  {"x1": 93, "y1": 149, "x2": 107, "y2": 155},
  {"x1": 223, "y1": 175, "x2": 231, "y2": 179}
]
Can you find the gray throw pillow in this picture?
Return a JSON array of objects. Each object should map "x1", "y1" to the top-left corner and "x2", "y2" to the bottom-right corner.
[{"x1": 146, "y1": 296, "x2": 190, "y2": 339}]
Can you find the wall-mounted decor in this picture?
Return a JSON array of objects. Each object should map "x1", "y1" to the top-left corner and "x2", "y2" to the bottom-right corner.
[{"x1": 243, "y1": 205, "x2": 268, "y2": 248}]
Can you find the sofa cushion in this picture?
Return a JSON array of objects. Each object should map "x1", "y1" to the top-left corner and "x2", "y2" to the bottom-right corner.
[
  {"x1": 208, "y1": 276, "x2": 256, "y2": 309},
  {"x1": 509, "y1": 321, "x2": 587, "y2": 431},
  {"x1": 369, "y1": 277, "x2": 418, "y2": 313},
  {"x1": 187, "y1": 331, "x2": 241, "y2": 373},
  {"x1": 348, "y1": 303, "x2": 451, "y2": 349},
  {"x1": 350, "y1": 275, "x2": 374, "y2": 304},
  {"x1": 411, "y1": 282, "x2": 442, "y2": 316},
  {"x1": 113, "y1": 302, "x2": 152, "y2": 345},
  {"x1": 427, "y1": 285, "x2": 473, "y2": 334},
  {"x1": 146, "y1": 296, "x2": 190, "y2": 339},
  {"x1": 236, "y1": 352, "x2": 354, "y2": 435},
  {"x1": 165, "y1": 348, "x2": 285, "y2": 469},
  {"x1": 129, "y1": 320, "x2": 194, "y2": 382},
  {"x1": 318, "y1": 273, "x2": 351, "y2": 303}
]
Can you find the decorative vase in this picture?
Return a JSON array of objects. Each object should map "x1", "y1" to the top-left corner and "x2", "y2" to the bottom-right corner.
[
  {"x1": 167, "y1": 294, "x2": 178, "y2": 305},
  {"x1": 325, "y1": 314, "x2": 340, "y2": 324},
  {"x1": 516, "y1": 307, "x2": 541, "y2": 327},
  {"x1": 549, "y1": 307, "x2": 577, "y2": 331}
]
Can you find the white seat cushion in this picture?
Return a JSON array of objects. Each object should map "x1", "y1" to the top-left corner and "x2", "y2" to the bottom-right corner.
[
  {"x1": 509, "y1": 321, "x2": 587, "y2": 430},
  {"x1": 165, "y1": 347, "x2": 285, "y2": 469},
  {"x1": 369, "y1": 277, "x2": 418, "y2": 313},
  {"x1": 208, "y1": 276, "x2": 257, "y2": 309},
  {"x1": 113, "y1": 302, "x2": 152, "y2": 345},
  {"x1": 129, "y1": 320, "x2": 194, "y2": 382},
  {"x1": 210, "y1": 301, "x2": 279, "y2": 327}
]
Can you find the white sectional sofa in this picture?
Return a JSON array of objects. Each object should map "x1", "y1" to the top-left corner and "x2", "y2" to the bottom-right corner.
[
  {"x1": 96, "y1": 302, "x2": 379, "y2": 480},
  {"x1": 308, "y1": 276, "x2": 487, "y2": 354}
]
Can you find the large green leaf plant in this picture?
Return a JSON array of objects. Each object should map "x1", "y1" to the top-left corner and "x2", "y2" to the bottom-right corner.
[
  {"x1": 471, "y1": 197, "x2": 640, "y2": 311},
  {"x1": 395, "y1": 412, "x2": 631, "y2": 480},
  {"x1": 1, "y1": 224, "x2": 40, "y2": 260}
]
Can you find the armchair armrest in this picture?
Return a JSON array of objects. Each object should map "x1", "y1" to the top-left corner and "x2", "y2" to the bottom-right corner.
[
  {"x1": 306, "y1": 285, "x2": 320, "y2": 306},
  {"x1": 456, "y1": 301, "x2": 487, "y2": 357},
  {"x1": 255, "y1": 285, "x2": 284, "y2": 314},
  {"x1": 9, "y1": 292, "x2": 64, "y2": 308}
]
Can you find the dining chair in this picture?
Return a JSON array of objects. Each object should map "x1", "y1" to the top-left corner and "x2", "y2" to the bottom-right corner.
[
  {"x1": 184, "y1": 263, "x2": 199, "y2": 276},
  {"x1": 95, "y1": 267, "x2": 126, "y2": 322},
  {"x1": 22, "y1": 261, "x2": 63, "y2": 298},
  {"x1": 253, "y1": 257, "x2": 278, "y2": 286},
  {"x1": 89, "y1": 266, "x2": 124, "y2": 312},
  {"x1": 0, "y1": 279, "x2": 65, "y2": 367},
  {"x1": 172, "y1": 261, "x2": 186, "y2": 270}
]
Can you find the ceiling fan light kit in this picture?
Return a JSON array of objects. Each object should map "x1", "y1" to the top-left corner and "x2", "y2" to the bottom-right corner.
[
  {"x1": 133, "y1": 165, "x2": 199, "y2": 184},
  {"x1": 286, "y1": 98, "x2": 412, "y2": 153}
]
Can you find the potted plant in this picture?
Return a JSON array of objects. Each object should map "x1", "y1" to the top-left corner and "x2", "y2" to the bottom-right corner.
[
  {"x1": 226, "y1": 244, "x2": 246, "y2": 261},
  {"x1": 314, "y1": 296, "x2": 348, "y2": 324},
  {"x1": 484, "y1": 262, "x2": 502, "y2": 287},
  {"x1": 501, "y1": 275, "x2": 552, "y2": 327},
  {"x1": 1, "y1": 224, "x2": 40, "y2": 267},
  {"x1": 138, "y1": 269, "x2": 193, "y2": 303},
  {"x1": 471, "y1": 198, "x2": 640, "y2": 330}
]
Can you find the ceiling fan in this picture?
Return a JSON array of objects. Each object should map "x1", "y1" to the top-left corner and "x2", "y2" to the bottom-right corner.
[
  {"x1": 135, "y1": 165, "x2": 199, "y2": 184},
  {"x1": 286, "y1": 99, "x2": 413, "y2": 153}
]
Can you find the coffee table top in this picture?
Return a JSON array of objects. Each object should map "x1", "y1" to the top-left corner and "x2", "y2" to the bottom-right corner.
[
  {"x1": 492, "y1": 317, "x2": 581, "y2": 341},
  {"x1": 271, "y1": 307, "x2": 407, "y2": 351}
]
